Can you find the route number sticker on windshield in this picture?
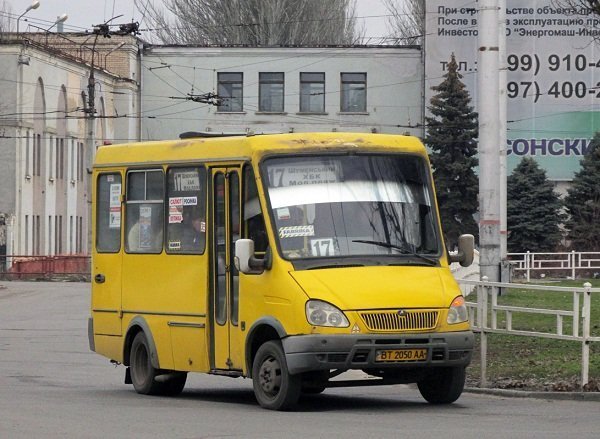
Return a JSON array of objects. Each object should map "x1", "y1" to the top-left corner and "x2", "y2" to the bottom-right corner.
[
  {"x1": 310, "y1": 238, "x2": 335, "y2": 257},
  {"x1": 268, "y1": 162, "x2": 340, "y2": 188}
]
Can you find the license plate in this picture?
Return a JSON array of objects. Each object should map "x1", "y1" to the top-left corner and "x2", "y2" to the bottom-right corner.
[{"x1": 375, "y1": 349, "x2": 427, "y2": 362}]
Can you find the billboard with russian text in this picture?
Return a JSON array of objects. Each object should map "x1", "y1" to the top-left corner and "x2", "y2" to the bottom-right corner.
[{"x1": 426, "y1": 0, "x2": 600, "y2": 180}]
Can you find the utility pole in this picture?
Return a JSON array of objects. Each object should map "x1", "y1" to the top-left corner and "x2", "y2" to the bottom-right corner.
[
  {"x1": 83, "y1": 20, "x2": 140, "y2": 253},
  {"x1": 83, "y1": 32, "x2": 100, "y2": 255},
  {"x1": 499, "y1": 0, "x2": 508, "y2": 262},
  {"x1": 478, "y1": 0, "x2": 501, "y2": 282}
]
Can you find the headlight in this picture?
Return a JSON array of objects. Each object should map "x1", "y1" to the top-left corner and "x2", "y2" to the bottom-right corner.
[
  {"x1": 306, "y1": 300, "x2": 349, "y2": 328},
  {"x1": 447, "y1": 296, "x2": 469, "y2": 324}
]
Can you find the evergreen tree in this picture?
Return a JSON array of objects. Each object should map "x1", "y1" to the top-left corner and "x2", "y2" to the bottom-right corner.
[
  {"x1": 507, "y1": 157, "x2": 564, "y2": 252},
  {"x1": 425, "y1": 54, "x2": 478, "y2": 248},
  {"x1": 564, "y1": 132, "x2": 600, "y2": 251}
]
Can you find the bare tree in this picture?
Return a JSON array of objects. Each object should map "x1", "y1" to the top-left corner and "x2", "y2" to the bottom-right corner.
[
  {"x1": 135, "y1": 0, "x2": 363, "y2": 45},
  {"x1": 383, "y1": 0, "x2": 424, "y2": 45},
  {"x1": 0, "y1": 1, "x2": 14, "y2": 35},
  {"x1": 552, "y1": 0, "x2": 600, "y2": 15},
  {"x1": 551, "y1": 1, "x2": 600, "y2": 41}
]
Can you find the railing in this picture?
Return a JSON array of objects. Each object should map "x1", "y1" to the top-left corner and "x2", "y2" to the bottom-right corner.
[
  {"x1": 508, "y1": 251, "x2": 600, "y2": 281},
  {"x1": 460, "y1": 277, "x2": 600, "y2": 390},
  {"x1": 0, "y1": 254, "x2": 91, "y2": 280}
]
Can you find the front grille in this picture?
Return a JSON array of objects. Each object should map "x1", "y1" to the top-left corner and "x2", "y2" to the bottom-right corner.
[{"x1": 360, "y1": 310, "x2": 439, "y2": 332}]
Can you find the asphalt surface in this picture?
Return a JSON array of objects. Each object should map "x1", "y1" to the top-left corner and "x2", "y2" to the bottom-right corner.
[{"x1": 1, "y1": 281, "x2": 599, "y2": 438}]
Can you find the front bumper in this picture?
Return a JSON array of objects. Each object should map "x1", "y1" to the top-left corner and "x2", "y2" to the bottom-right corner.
[{"x1": 282, "y1": 331, "x2": 474, "y2": 375}]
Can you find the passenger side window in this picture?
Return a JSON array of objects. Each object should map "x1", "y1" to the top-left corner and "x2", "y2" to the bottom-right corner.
[
  {"x1": 125, "y1": 169, "x2": 164, "y2": 254},
  {"x1": 243, "y1": 165, "x2": 268, "y2": 252},
  {"x1": 96, "y1": 173, "x2": 122, "y2": 253},
  {"x1": 166, "y1": 166, "x2": 207, "y2": 254}
]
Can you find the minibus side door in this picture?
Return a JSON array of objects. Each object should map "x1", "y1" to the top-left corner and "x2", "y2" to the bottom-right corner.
[
  {"x1": 210, "y1": 168, "x2": 243, "y2": 371},
  {"x1": 92, "y1": 172, "x2": 123, "y2": 336}
]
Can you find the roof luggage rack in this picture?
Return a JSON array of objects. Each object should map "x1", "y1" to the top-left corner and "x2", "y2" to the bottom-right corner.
[{"x1": 179, "y1": 130, "x2": 283, "y2": 139}]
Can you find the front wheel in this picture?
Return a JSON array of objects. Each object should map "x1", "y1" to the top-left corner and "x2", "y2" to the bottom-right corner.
[
  {"x1": 252, "y1": 340, "x2": 301, "y2": 410},
  {"x1": 417, "y1": 367, "x2": 466, "y2": 404}
]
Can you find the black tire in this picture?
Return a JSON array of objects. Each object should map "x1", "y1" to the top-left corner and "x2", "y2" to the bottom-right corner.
[
  {"x1": 156, "y1": 372, "x2": 187, "y2": 396},
  {"x1": 301, "y1": 370, "x2": 328, "y2": 395},
  {"x1": 252, "y1": 340, "x2": 301, "y2": 410},
  {"x1": 301, "y1": 385, "x2": 326, "y2": 395},
  {"x1": 417, "y1": 367, "x2": 466, "y2": 404},
  {"x1": 130, "y1": 332, "x2": 163, "y2": 395}
]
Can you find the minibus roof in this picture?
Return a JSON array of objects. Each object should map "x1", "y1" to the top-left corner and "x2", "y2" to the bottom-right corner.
[{"x1": 93, "y1": 132, "x2": 427, "y2": 168}]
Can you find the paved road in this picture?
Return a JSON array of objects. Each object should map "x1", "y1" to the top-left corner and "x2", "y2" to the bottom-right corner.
[{"x1": 1, "y1": 281, "x2": 599, "y2": 438}]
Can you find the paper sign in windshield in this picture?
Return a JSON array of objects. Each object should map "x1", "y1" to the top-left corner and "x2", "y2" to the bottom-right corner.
[
  {"x1": 278, "y1": 225, "x2": 314, "y2": 238},
  {"x1": 108, "y1": 183, "x2": 121, "y2": 229},
  {"x1": 173, "y1": 171, "x2": 200, "y2": 191},
  {"x1": 268, "y1": 163, "x2": 340, "y2": 188}
]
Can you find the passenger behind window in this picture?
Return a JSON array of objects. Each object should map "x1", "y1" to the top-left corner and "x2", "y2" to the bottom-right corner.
[
  {"x1": 181, "y1": 207, "x2": 205, "y2": 252},
  {"x1": 127, "y1": 205, "x2": 163, "y2": 253}
]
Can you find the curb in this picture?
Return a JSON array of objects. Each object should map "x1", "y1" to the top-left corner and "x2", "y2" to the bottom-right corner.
[{"x1": 465, "y1": 387, "x2": 600, "y2": 402}]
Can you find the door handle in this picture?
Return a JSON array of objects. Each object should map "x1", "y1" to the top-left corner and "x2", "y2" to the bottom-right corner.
[{"x1": 94, "y1": 273, "x2": 106, "y2": 284}]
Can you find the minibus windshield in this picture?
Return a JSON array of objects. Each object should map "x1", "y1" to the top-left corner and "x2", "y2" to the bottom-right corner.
[{"x1": 263, "y1": 154, "x2": 441, "y2": 261}]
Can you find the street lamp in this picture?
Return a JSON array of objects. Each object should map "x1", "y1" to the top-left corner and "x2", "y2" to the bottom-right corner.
[
  {"x1": 46, "y1": 13, "x2": 68, "y2": 32},
  {"x1": 17, "y1": 1, "x2": 41, "y2": 34}
]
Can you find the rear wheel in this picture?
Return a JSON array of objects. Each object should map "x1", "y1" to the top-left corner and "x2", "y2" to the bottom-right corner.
[
  {"x1": 417, "y1": 367, "x2": 466, "y2": 404},
  {"x1": 130, "y1": 332, "x2": 187, "y2": 396},
  {"x1": 156, "y1": 372, "x2": 187, "y2": 396},
  {"x1": 252, "y1": 340, "x2": 301, "y2": 410},
  {"x1": 130, "y1": 332, "x2": 162, "y2": 395}
]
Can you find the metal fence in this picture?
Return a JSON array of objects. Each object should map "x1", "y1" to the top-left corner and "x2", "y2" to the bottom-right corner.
[
  {"x1": 0, "y1": 254, "x2": 91, "y2": 280},
  {"x1": 508, "y1": 251, "x2": 600, "y2": 281},
  {"x1": 460, "y1": 277, "x2": 600, "y2": 390}
]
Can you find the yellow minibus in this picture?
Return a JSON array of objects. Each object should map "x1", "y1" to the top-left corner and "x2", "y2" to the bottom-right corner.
[{"x1": 89, "y1": 132, "x2": 474, "y2": 410}]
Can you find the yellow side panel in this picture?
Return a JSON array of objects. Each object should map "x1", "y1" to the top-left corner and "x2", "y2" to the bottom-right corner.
[
  {"x1": 93, "y1": 312, "x2": 123, "y2": 336},
  {"x1": 170, "y1": 326, "x2": 209, "y2": 372},
  {"x1": 121, "y1": 254, "x2": 208, "y2": 371},
  {"x1": 94, "y1": 334, "x2": 124, "y2": 363},
  {"x1": 122, "y1": 314, "x2": 176, "y2": 370}
]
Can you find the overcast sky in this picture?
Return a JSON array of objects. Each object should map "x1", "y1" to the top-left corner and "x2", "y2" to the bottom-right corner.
[{"x1": 4, "y1": 0, "x2": 391, "y2": 40}]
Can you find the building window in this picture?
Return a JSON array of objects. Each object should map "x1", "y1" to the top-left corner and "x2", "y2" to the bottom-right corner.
[
  {"x1": 49, "y1": 136, "x2": 54, "y2": 179},
  {"x1": 300, "y1": 72, "x2": 325, "y2": 113},
  {"x1": 340, "y1": 72, "x2": 367, "y2": 113},
  {"x1": 54, "y1": 215, "x2": 59, "y2": 255},
  {"x1": 48, "y1": 216, "x2": 53, "y2": 255},
  {"x1": 25, "y1": 131, "x2": 30, "y2": 176},
  {"x1": 56, "y1": 137, "x2": 61, "y2": 178},
  {"x1": 78, "y1": 142, "x2": 84, "y2": 181},
  {"x1": 59, "y1": 138, "x2": 65, "y2": 179},
  {"x1": 217, "y1": 72, "x2": 243, "y2": 112},
  {"x1": 34, "y1": 134, "x2": 41, "y2": 176},
  {"x1": 70, "y1": 139, "x2": 75, "y2": 181},
  {"x1": 69, "y1": 215, "x2": 74, "y2": 254},
  {"x1": 259, "y1": 72, "x2": 284, "y2": 112},
  {"x1": 76, "y1": 216, "x2": 83, "y2": 254},
  {"x1": 25, "y1": 215, "x2": 29, "y2": 254},
  {"x1": 35, "y1": 215, "x2": 40, "y2": 255}
]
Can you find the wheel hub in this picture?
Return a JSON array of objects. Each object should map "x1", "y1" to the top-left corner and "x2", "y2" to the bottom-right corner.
[{"x1": 258, "y1": 357, "x2": 281, "y2": 394}]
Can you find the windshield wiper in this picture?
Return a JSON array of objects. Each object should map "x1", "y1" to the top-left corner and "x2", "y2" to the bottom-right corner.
[
  {"x1": 352, "y1": 240, "x2": 438, "y2": 266},
  {"x1": 307, "y1": 263, "x2": 365, "y2": 270}
]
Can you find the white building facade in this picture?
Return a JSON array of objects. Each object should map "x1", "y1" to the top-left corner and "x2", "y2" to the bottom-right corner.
[
  {"x1": 1, "y1": 41, "x2": 424, "y2": 261},
  {"x1": 0, "y1": 36, "x2": 139, "y2": 260},
  {"x1": 140, "y1": 46, "x2": 423, "y2": 140}
]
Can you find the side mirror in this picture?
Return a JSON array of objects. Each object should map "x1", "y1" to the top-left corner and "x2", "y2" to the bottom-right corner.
[
  {"x1": 234, "y1": 239, "x2": 265, "y2": 274},
  {"x1": 448, "y1": 234, "x2": 475, "y2": 267}
]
